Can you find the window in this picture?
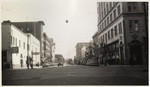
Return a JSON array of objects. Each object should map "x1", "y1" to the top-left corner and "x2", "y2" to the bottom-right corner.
[
  {"x1": 103, "y1": 35, "x2": 104, "y2": 42},
  {"x1": 114, "y1": 25, "x2": 118, "y2": 36},
  {"x1": 98, "y1": 26, "x2": 100, "y2": 31},
  {"x1": 133, "y1": 3, "x2": 138, "y2": 11},
  {"x1": 106, "y1": 3, "x2": 109, "y2": 13},
  {"x1": 102, "y1": 11, "x2": 103, "y2": 18},
  {"x1": 105, "y1": 33, "x2": 107, "y2": 43},
  {"x1": 111, "y1": 28, "x2": 113, "y2": 38},
  {"x1": 113, "y1": 9, "x2": 116, "y2": 19},
  {"x1": 16, "y1": 38, "x2": 17, "y2": 46},
  {"x1": 12, "y1": 37, "x2": 14, "y2": 45},
  {"x1": 102, "y1": 22, "x2": 104, "y2": 29},
  {"x1": 134, "y1": 20, "x2": 139, "y2": 32},
  {"x1": 27, "y1": 28, "x2": 30, "y2": 32},
  {"x1": 100, "y1": 25, "x2": 102, "y2": 31},
  {"x1": 100, "y1": 37, "x2": 103, "y2": 42},
  {"x1": 24, "y1": 42, "x2": 25, "y2": 49},
  {"x1": 110, "y1": 2, "x2": 112, "y2": 9},
  {"x1": 118, "y1": 22, "x2": 122, "y2": 34},
  {"x1": 110, "y1": 13, "x2": 112, "y2": 22},
  {"x1": 117, "y1": 5, "x2": 121, "y2": 15},
  {"x1": 104, "y1": 20, "x2": 106, "y2": 28},
  {"x1": 128, "y1": 2, "x2": 138, "y2": 12},
  {"x1": 108, "y1": 31, "x2": 110, "y2": 39},
  {"x1": 27, "y1": 44, "x2": 30, "y2": 50},
  {"x1": 129, "y1": 20, "x2": 133, "y2": 32},
  {"x1": 104, "y1": 7, "x2": 106, "y2": 15},
  {"x1": 107, "y1": 17, "x2": 109, "y2": 25},
  {"x1": 113, "y1": 2, "x2": 116, "y2": 6},
  {"x1": 128, "y1": 5, "x2": 131, "y2": 12},
  {"x1": 19, "y1": 40, "x2": 21, "y2": 47}
]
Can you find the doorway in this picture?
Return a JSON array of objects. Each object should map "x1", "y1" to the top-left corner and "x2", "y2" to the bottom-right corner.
[{"x1": 129, "y1": 40, "x2": 143, "y2": 65}]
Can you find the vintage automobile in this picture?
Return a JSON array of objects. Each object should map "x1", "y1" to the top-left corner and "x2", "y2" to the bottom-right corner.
[{"x1": 57, "y1": 63, "x2": 63, "y2": 67}]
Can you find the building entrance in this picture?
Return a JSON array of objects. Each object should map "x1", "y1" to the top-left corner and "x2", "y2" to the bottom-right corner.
[{"x1": 129, "y1": 40, "x2": 143, "y2": 65}]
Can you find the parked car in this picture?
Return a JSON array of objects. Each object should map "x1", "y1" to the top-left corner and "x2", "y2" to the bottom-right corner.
[
  {"x1": 86, "y1": 59, "x2": 99, "y2": 66},
  {"x1": 42, "y1": 63, "x2": 49, "y2": 67},
  {"x1": 57, "y1": 63, "x2": 63, "y2": 67}
]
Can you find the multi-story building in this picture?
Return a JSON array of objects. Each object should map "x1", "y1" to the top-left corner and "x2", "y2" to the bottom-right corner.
[
  {"x1": 49, "y1": 38, "x2": 55, "y2": 62},
  {"x1": 2, "y1": 21, "x2": 41, "y2": 69},
  {"x1": 2, "y1": 21, "x2": 27, "y2": 69},
  {"x1": 26, "y1": 33, "x2": 40, "y2": 66},
  {"x1": 11, "y1": 21, "x2": 45, "y2": 65},
  {"x1": 93, "y1": 2, "x2": 148, "y2": 65},
  {"x1": 42, "y1": 33, "x2": 51, "y2": 64},
  {"x1": 75, "y1": 42, "x2": 91, "y2": 64}
]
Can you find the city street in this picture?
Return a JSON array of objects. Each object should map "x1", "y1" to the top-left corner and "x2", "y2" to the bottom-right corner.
[{"x1": 2, "y1": 65, "x2": 148, "y2": 85}]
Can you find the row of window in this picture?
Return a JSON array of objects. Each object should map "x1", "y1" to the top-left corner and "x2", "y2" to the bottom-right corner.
[
  {"x1": 99, "y1": 2, "x2": 139, "y2": 22},
  {"x1": 12, "y1": 37, "x2": 25, "y2": 49},
  {"x1": 99, "y1": 2, "x2": 117, "y2": 21},
  {"x1": 99, "y1": 22, "x2": 122, "y2": 43},
  {"x1": 99, "y1": 4, "x2": 121, "y2": 31},
  {"x1": 129, "y1": 20, "x2": 139, "y2": 32},
  {"x1": 128, "y1": 2, "x2": 138, "y2": 12}
]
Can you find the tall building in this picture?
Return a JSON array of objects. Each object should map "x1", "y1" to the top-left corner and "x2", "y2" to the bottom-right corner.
[
  {"x1": 49, "y1": 38, "x2": 55, "y2": 62},
  {"x1": 75, "y1": 42, "x2": 91, "y2": 64},
  {"x1": 11, "y1": 21, "x2": 45, "y2": 65},
  {"x1": 42, "y1": 33, "x2": 51, "y2": 64},
  {"x1": 93, "y1": 2, "x2": 148, "y2": 65}
]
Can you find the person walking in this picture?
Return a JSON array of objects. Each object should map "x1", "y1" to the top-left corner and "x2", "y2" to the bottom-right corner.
[
  {"x1": 30, "y1": 57, "x2": 33, "y2": 69},
  {"x1": 26, "y1": 56, "x2": 30, "y2": 69}
]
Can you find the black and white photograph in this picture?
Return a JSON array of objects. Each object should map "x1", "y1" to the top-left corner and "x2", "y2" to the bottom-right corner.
[{"x1": 1, "y1": 0, "x2": 149, "y2": 86}]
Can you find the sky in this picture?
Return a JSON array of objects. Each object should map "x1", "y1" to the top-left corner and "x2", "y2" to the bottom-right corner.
[{"x1": 1, "y1": 0, "x2": 98, "y2": 59}]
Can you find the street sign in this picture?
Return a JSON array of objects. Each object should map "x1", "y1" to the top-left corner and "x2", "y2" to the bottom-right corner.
[{"x1": 10, "y1": 47, "x2": 19, "y2": 53}]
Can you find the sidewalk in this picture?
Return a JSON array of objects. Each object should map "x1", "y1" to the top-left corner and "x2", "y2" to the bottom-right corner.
[{"x1": 12, "y1": 66, "x2": 43, "y2": 70}]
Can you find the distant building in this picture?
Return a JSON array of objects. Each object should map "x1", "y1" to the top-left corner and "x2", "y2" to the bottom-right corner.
[
  {"x1": 49, "y1": 38, "x2": 55, "y2": 62},
  {"x1": 2, "y1": 21, "x2": 27, "y2": 69},
  {"x1": 93, "y1": 2, "x2": 148, "y2": 65},
  {"x1": 11, "y1": 21, "x2": 45, "y2": 65},
  {"x1": 75, "y1": 42, "x2": 91, "y2": 64}
]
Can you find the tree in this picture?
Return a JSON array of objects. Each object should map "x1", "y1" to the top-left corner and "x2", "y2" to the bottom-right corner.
[{"x1": 66, "y1": 58, "x2": 73, "y2": 64}]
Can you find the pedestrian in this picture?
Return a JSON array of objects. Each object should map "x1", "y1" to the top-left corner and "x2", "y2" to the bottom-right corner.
[
  {"x1": 20, "y1": 59, "x2": 23, "y2": 67},
  {"x1": 26, "y1": 56, "x2": 29, "y2": 69},
  {"x1": 30, "y1": 57, "x2": 33, "y2": 69}
]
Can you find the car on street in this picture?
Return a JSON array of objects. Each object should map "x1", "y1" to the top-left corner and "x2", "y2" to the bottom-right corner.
[{"x1": 57, "y1": 63, "x2": 63, "y2": 67}]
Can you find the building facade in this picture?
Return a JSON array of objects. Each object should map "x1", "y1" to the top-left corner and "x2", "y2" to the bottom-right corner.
[
  {"x1": 49, "y1": 38, "x2": 55, "y2": 62},
  {"x1": 26, "y1": 33, "x2": 41, "y2": 66},
  {"x1": 93, "y1": 2, "x2": 148, "y2": 65},
  {"x1": 42, "y1": 33, "x2": 51, "y2": 64},
  {"x1": 75, "y1": 42, "x2": 91, "y2": 64},
  {"x1": 2, "y1": 21, "x2": 27, "y2": 69},
  {"x1": 11, "y1": 21, "x2": 45, "y2": 65}
]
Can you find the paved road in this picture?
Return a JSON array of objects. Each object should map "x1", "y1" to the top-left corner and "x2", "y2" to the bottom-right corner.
[{"x1": 2, "y1": 65, "x2": 148, "y2": 85}]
